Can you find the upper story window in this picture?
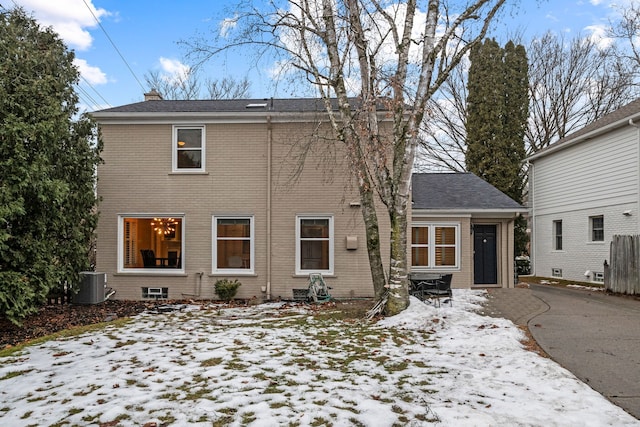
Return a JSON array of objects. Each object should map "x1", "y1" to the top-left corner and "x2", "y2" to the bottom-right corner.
[
  {"x1": 213, "y1": 216, "x2": 254, "y2": 274},
  {"x1": 173, "y1": 126, "x2": 205, "y2": 172},
  {"x1": 553, "y1": 220, "x2": 562, "y2": 250},
  {"x1": 296, "y1": 215, "x2": 333, "y2": 275},
  {"x1": 590, "y1": 215, "x2": 604, "y2": 242},
  {"x1": 411, "y1": 223, "x2": 460, "y2": 269}
]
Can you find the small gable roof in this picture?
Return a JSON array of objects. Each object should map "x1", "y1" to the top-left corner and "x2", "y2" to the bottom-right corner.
[
  {"x1": 411, "y1": 173, "x2": 525, "y2": 214},
  {"x1": 527, "y1": 97, "x2": 640, "y2": 162}
]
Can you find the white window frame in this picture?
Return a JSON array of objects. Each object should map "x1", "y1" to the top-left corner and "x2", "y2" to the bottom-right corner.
[
  {"x1": 212, "y1": 215, "x2": 255, "y2": 275},
  {"x1": 296, "y1": 215, "x2": 334, "y2": 275},
  {"x1": 589, "y1": 215, "x2": 604, "y2": 242},
  {"x1": 553, "y1": 220, "x2": 563, "y2": 251},
  {"x1": 410, "y1": 222, "x2": 461, "y2": 270},
  {"x1": 172, "y1": 125, "x2": 205, "y2": 172},
  {"x1": 117, "y1": 214, "x2": 185, "y2": 274}
]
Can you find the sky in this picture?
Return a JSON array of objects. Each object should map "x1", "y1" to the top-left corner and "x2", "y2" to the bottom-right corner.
[
  {"x1": 1, "y1": 290, "x2": 637, "y2": 426},
  {"x1": 7, "y1": 0, "x2": 634, "y2": 112}
]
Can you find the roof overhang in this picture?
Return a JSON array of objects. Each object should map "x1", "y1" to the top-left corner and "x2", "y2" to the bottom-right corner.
[
  {"x1": 90, "y1": 110, "x2": 396, "y2": 125},
  {"x1": 411, "y1": 208, "x2": 527, "y2": 219},
  {"x1": 526, "y1": 112, "x2": 640, "y2": 162}
]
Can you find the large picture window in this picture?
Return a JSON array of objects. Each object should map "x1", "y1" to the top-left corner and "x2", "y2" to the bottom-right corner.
[
  {"x1": 119, "y1": 215, "x2": 184, "y2": 272},
  {"x1": 296, "y1": 216, "x2": 333, "y2": 274},
  {"x1": 173, "y1": 126, "x2": 205, "y2": 172},
  {"x1": 411, "y1": 223, "x2": 459, "y2": 269},
  {"x1": 213, "y1": 216, "x2": 254, "y2": 273}
]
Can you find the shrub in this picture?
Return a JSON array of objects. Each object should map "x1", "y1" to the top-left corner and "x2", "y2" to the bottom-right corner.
[{"x1": 214, "y1": 279, "x2": 242, "y2": 301}]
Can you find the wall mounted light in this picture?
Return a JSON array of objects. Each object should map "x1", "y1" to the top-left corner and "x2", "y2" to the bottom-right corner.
[{"x1": 623, "y1": 210, "x2": 632, "y2": 216}]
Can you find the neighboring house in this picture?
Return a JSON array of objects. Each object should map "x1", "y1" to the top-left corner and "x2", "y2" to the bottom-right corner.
[
  {"x1": 91, "y1": 94, "x2": 523, "y2": 301},
  {"x1": 411, "y1": 173, "x2": 525, "y2": 288},
  {"x1": 526, "y1": 98, "x2": 640, "y2": 283}
]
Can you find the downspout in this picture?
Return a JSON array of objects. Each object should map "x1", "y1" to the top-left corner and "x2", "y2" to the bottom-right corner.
[
  {"x1": 630, "y1": 119, "x2": 640, "y2": 234},
  {"x1": 266, "y1": 114, "x2": 273, "y2": 300},
  {"x1": 528, "y1": 162, "x2": 535, "y2": 277}
]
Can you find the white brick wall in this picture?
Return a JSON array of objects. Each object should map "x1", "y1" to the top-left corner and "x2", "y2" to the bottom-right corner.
[{"x1": 533, "y1": 204, "x2": 638, "y2": 282}]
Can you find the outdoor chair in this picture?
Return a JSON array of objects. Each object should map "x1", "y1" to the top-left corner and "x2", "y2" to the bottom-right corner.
[{"x1": 424, "y1": 274, "x2": 453, "y2": 307}]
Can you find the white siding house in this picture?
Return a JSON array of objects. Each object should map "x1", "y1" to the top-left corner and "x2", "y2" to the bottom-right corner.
[{"x1": 527, "y1": 98, "x2": 640, "y2": 283}]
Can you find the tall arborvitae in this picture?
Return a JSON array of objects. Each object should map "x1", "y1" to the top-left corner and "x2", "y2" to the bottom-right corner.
[
  {"x1": 0, "y1": 7, "x2": 102, "y2": 324},
  {"x1": 465, "y1": 38, "x2": 529, "y2": 255}
]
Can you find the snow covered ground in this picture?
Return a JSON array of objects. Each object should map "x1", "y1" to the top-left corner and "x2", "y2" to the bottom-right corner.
[{"x1": 0, "y1": 290, "x2": 637, "y2": 426}]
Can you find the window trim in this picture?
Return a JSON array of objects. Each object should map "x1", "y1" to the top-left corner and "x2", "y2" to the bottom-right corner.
[
  {"x1": 295, "y1": 215, "x2": 334, "y2": 275},
  {"x1": 212, "y1": 215, "x2": 255, "y2": 275},
  {"x1": 410, "y1": 222, "x2": 461, "y2": 270},
  {"x1": 589, "y1": 215, "x2": 604, "y2": 242},
  {"x1": 172, "y1": 125, "x2": 205, "y2": 173},
  {"x1": 553, "y1": 220, "x2": 563, "y2": 251},
  {"x1": 117, "y1": 214, "x2": 185, "y2": 274}
]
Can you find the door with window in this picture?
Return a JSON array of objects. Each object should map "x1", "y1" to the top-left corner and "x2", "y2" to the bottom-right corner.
[{"x1": 473, "y1": 224, "x2": 497, "y2": 285}]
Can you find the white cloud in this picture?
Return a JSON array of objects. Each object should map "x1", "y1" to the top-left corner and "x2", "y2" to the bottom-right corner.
[
  {"x1": 584, "y1": 24, "x2": 614, "y2": 49},
  {"x1": 158, "y1": 57, "x2": 191, "y2": 84},
  {"x1": 73, "y1": 58, "x2": 107, "y2": 85},
  {"x1": 13, "y1": 0, "x2": 109, "y2": 50},
  {"x1": 220, "y1": 15, "x2": 238, "y2": 38}
]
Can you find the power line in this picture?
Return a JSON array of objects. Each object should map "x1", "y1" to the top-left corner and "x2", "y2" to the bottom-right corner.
[
  {"x1": 80, "y1": 75, "x2": 112, "y2": 107},
  {"x1": 81, "y1": 0, "x2": 146, "y2": 93}
]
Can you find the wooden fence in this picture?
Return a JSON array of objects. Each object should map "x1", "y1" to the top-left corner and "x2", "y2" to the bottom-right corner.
[{"x1": 606, "y1": 235, "x2": 640, "y2": 295}]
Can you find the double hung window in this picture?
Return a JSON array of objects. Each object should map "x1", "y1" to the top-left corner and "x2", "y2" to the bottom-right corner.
[
  {"x1": 213, "y1": 216, "x2": 254, "y2": 273},
  {"x1": 173, "y1": 126, "x2": 205, "y2": 172},
  {"x1": 296, "y1": 216, "x2": 333, "y2": 274},
  {"x1": 553, "y1": 220, "x2": 563, "y2": 250},
  {"x1": 590, "y1": 215, "x2": 604, "y2": 242}
]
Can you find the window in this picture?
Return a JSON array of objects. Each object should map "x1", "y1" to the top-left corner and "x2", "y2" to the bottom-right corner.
[
  {"x1": 173, "y1": 126, "x2": 205, "y2": 172},
  {"x1": 119, "y1": 215, "x2": 184, "y2": 272},
  {"x1": 593, "y1": 272, "x2": 604, "y2": 283},
  {"x1": 553, "y1": 220, "x2": 562, "y2": 250},
  {"x1": 552, "y1": 268, "x2": 562, "y2": 278},
  {"x1": 213, "y1": 216, "x2": 254, "y2": 273},
  {"x1": 590, "y1": 215, "x2": 604, "y2": 242},
  {"x1": 296, "y1": 216, "x2": 333, "y2": 274},
  {"x1": 411, "y1": 224, "x2": 459, "y2": 269}
]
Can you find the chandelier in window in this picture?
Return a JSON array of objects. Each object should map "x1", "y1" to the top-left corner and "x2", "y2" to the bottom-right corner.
[{"x1": 151, "y1": 217, "x2": 178, "y2": 236}]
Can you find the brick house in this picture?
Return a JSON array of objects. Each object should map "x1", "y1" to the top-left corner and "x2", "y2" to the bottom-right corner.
[{"x1": 91, "y1": 95, "x2": 523, "y2": 300}]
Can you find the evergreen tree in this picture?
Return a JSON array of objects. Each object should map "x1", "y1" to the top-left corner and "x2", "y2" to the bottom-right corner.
[
  {"x1": 466, "y1": 38, "x2": 529, "y2": 255},
  {"x1": 0, "y1": 7, "x2": 102, "y2": 324}
]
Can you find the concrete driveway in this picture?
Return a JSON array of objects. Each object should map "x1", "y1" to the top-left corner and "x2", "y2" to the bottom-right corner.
[{"x1": 528, "y1": 284, "x2": 640, "y2": 419}]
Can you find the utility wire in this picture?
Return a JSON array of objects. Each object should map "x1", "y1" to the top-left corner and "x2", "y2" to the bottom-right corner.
[
  {"x1": 82, "y1": 0, "x2": 146, "y2": 92},
  {"x1": 80, "y1": 75, "x2": 112, "y2": 107}
]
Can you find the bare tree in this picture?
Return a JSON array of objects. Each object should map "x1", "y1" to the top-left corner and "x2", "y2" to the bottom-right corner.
[
  {"x1": 526, "y1": 31, "x2": 635, "y2": 153},
  {"x1": 608, "y1": 2, "x2": 640, "y2": 71},
  {"x1": 184, "y1": 0, "x2": 509, "y2": 315},
  {"x1": 418, "y1": 30, "x2": 638, "y2": 173},
  {"x1": 206, "y1": 76, "x2": 251, "y2": 99},
  {"x1": 144, "y1": 69, "x2": 251, "y2": 100}
]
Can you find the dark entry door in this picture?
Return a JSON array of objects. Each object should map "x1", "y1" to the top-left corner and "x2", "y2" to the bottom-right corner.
[{"x1": 474, "y1": 224, "x2": 497, "y2": 285}]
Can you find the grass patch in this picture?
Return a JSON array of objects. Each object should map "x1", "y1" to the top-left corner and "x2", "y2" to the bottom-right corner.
[
  {"x1": 0, "y1": 369, "x2": 34, "y2": 380},
  {"x1": 0, "y1": 318, "x2": 133, "y2": 358},
  {"x1": 200, "y1": 357, "x2": 223, "y2": 367},
  {"x1": 524, "y1": 276, "x2": 605, "y2": 289}
]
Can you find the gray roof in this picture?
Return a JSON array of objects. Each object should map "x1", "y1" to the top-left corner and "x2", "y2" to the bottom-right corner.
[
  {"x1": 93, "y1": 97, "x2": 391, "y2": 114},
  {"x1": 527, "y1": 97, "x2": 640, "y2": 161},
  {"x1": 412, "y1": 173, "x2": 524, "y2": 211}
]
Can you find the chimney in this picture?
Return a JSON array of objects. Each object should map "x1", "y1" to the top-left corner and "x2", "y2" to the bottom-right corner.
[{"x1": 144, "y1": 89, "x2": 163, "y2": 101}]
